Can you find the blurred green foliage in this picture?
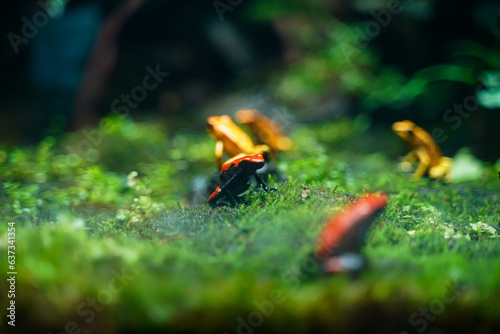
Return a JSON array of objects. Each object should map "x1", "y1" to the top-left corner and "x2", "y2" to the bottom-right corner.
[
  {"x1": 0, "y1": 115, "x2": 213, "y2": 232},
  {"x1": 247, "y1": 0, "x2": 421, "y2": 110},
  {"x1": 249, "y1": 0, "x2": 500, "y2": 124}
]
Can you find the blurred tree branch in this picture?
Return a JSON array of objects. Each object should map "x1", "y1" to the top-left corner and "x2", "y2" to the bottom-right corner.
[{"x1": 73, "y1": 0, "x2": 148, "y2": 129}]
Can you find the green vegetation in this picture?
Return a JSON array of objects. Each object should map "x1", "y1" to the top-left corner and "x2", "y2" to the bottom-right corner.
[{"x1": 1, "y1": 115, "x2": 499, "y2": 332}]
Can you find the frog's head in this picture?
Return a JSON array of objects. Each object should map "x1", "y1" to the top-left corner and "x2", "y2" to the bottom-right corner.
[
  {"x1": 392, "y1": 120, "x2": 416, "y2": 142},
  {"x1": 206, "y1": 115, "x2": 234, "y2": 138}
]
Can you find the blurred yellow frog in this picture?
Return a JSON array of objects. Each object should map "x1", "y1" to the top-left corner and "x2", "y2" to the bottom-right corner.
[
  {"x1": 235, "y1": 109, "x2": 292, "y2": 157},
  {"x1": 206, "y1": 115, "x2": 270, "y2": 169},
  {"x1": 392, "y1": 120, "x2": 452, "y2": 182}
]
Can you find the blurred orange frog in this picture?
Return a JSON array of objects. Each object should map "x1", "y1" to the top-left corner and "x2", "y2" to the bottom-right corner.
[
  {"x1": 206, "y1": 115, "x2": 270, "y2": 169},
  {"x1": 392, "y1": 120, "x2": 453, "y2": 182},
  {"x1": 236, "y1": 109, "x2": 292, "y2": 157}
]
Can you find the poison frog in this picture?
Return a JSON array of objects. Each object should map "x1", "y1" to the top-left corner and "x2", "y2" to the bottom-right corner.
[
  {"x1": 235, "y1": 109, "x2": 292, "y2": 156},
  {"x1": 206, "y1": 115, "x2": 270, "y2": 169},
  {"x1": 392, "y1": 120, "x2": 453, "y2": 182},
  {"x1": 208, "y1": 154, "x2": 274, "y2": 207},
  {"x1": 314, "y1": 193, "x2": 388, "y2": 275}
]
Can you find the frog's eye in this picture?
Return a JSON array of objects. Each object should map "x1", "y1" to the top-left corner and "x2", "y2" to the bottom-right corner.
[
  {"x1": 407, "y1": 129, "x2": 413, "y2": 135},
  {"x1": 206, "y1": 123, "x2": 214, "y2": 132}
]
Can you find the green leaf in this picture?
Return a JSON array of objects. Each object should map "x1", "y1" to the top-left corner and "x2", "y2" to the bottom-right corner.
[{"x1": 451, "y1": 148, "x2": 484, "y2": 183}]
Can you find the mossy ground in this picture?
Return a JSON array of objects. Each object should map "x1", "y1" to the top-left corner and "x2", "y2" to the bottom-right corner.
[{"x1": 1, "y1": 115, "x2": 499, "y2": 333}]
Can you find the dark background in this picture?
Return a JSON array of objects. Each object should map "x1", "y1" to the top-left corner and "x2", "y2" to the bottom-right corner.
[{"x1": 1, "y1": 0, "x2": 499, "y2": 160}]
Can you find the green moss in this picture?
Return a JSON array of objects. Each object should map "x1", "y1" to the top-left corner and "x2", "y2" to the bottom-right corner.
[{"x1": 1, "y1": 115, "x2": 499, "y2": 332}]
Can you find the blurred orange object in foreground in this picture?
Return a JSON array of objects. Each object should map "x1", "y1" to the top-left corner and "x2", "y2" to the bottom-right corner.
[{"x1": 314, "y1": 193, "x2": 389, "y2": 273}]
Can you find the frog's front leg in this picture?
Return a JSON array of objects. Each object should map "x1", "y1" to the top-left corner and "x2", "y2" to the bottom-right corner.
[
  {"x1": 412, "y1": 148, "x2": 431, "y2": 179},
  {"x1": 400, "y1": 150, "x2": 418, "y2": 172},
  {"x1": 253, "y1": 173, "x2": 277, "y2": 192},
  {"x1": 429, "y1": 156, "x2": 453, "y2": 182},
  {"x1": 215, "y1": 141, "x2": 224, "y2": 169}
]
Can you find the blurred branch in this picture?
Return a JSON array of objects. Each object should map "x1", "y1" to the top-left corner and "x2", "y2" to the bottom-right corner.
[{"x1": 73, "y1": 0, "x2": 148, "y2": 130}]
